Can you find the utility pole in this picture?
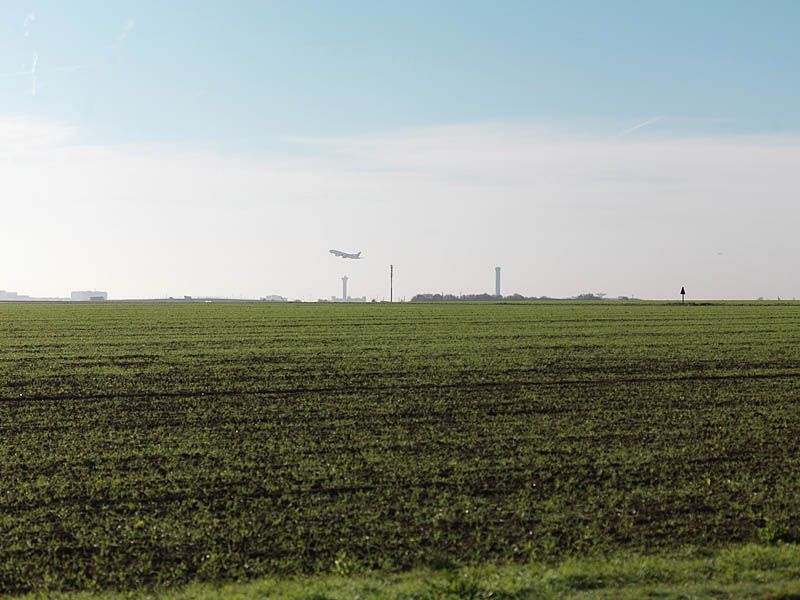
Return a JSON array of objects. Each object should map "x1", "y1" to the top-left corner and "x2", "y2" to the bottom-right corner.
[{"x1": 390, "y1": 264, "x2": 393, "y2": 303}]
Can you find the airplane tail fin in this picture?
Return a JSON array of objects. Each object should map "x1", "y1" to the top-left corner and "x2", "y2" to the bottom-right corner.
[{"x1": 357, "y1": 252, "x2": 362, "y2": 258}]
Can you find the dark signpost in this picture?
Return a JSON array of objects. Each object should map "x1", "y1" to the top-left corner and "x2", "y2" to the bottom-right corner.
[{"x1": 680, "y1": 286, "x2": 686, "y2": 304}]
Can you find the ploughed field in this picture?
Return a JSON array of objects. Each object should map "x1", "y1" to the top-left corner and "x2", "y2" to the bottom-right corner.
[{"x1": 1, "y1": 301, "x2": 799, "y2": 593}]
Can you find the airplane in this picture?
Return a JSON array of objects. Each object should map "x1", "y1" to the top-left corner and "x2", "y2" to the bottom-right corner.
[{"x1": 329, "y1": 249, "x2": 363, "y2": 259}]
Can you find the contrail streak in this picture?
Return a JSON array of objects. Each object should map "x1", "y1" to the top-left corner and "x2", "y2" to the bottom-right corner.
[
  {"x1": 31, "y1": 53, "x2": 38, "y2": 96},
  {"x1": 621, "y1": 115, "x2": 664, "y2": 136}
]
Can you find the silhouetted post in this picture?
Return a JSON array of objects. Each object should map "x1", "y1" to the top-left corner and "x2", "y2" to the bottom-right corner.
[
  {"x1": 680, "y1": 286, "x2": 686, "y2": 304},
  {"x1": 390, "y1": 265, "x2": 393, "y2": 303}
]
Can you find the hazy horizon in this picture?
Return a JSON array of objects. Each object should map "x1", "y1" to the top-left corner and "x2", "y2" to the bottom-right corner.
[{"x1": 2, "y1": 1, "x2": 799, "y2": 301}]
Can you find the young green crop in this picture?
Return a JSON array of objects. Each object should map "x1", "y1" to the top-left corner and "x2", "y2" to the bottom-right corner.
[{"x1": 0, "y1": 301, "x2": 799, "y2": 593}]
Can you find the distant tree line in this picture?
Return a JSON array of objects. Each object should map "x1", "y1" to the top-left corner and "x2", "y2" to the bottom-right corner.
[{"x1": 410, "y1": 292, "x2": 621, "y2": 302}]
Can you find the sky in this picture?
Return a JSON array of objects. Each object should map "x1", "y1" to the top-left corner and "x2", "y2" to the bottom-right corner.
[{"x1": 1, "y1": 1, "x2": 799, "y2": 300}]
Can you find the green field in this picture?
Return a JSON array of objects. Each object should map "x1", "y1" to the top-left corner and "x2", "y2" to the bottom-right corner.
[{"x1": 2, "y1": 301, "x2": 799, "y2": 595}]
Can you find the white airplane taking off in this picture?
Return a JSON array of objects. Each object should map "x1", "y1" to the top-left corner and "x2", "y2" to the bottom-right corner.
[{"x1": 329, "y1": 249, "x2": 363, "y2": 259}]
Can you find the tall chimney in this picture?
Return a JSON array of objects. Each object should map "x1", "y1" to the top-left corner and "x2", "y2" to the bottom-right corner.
[
  {"x1": 342, "y1": 276, "x2": 348, "y2": 301},
  {"x1": 495, "y1": 267, "x2": 501, "y2": 297}
]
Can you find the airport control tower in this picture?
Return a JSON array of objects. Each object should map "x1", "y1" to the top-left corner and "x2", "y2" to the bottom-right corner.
[
  {"x1": 495, "y1": 267, "x2": 501, "y2": 297},
  {"x1": 328, "y1": 275, "x2": 365, "y2": 302}
]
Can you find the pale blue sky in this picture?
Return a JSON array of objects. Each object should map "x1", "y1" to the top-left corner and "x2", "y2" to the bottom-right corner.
[
  {"x1": 1, "y1": 2, "x2": 799, "y2": 299},
  {"x1": 4, "y1": 1, "x2": 800, "y2": 144}
]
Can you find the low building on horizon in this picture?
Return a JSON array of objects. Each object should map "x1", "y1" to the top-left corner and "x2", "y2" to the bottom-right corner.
[
  {"x1": 0, "y1": 290, "x2": 32, "y2": 301},
  {"x1": 70, "y1": 291, "x2": 108, "y2": 301},
  {"x1": 328, "y1": 295, "x2": 367, "y2": 302}
]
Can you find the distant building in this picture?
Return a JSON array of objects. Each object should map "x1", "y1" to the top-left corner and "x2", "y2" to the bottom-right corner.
[
  {"x1": 261, "y1": 295, "x2": 287, "y2": 302},
  {"x1": 328, "y1": 295, "x2": 367, "y2": 302},
  {"x1": 0, "y1": 290, "x2": 32, "y2": 301},
  {"x1": 71, "y1": 291, "x2": 108, "y2": 301},
  {"x1": 495, "y1": 267, "x2": 501, "y2": 297}
]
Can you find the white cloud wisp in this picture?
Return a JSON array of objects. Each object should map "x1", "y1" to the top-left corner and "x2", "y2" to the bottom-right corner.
[{"x1": 112, "y1": 18, "x2": 136, "y2": 49}]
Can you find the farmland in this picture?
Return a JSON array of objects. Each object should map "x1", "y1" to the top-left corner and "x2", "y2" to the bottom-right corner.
[{"x1": 1, "y1": 301, "x2": 799, "y2": 595}]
